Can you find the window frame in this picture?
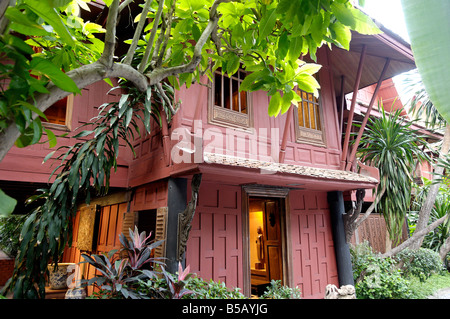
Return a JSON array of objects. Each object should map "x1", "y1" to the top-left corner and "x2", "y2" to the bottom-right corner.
[
  {"x1": 208, "y1": 69, "x2": 253, "y2": 131},
  {"x1": 42, "y1": 94, "x2": 74, "y2": 132},
  {"x1": 294, "y1": 86, "x2": 326, "y2": 147}
]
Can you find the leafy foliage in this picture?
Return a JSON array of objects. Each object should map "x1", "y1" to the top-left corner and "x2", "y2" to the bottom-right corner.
[
  {"x1": 350, "y1": 242, "x2": 414, "y2": 299},
  {"x1": 357, "y1": 104, "x2": 428, "y2": 244},
  {"x1": 261, "y1": 280, "x2": 301, "y2": 299},
  {"x1": 81, "y1": 227, "x2": 163, "y2": 299},
  {"x1": 409, "y1": 178, "x2": 450, "y2": 256},
  {"x1": 183, "y1": 277, "x2": 246, "y2": 299},
  {"x1": 2, "y1": 0, "x2": 381, "y2": 298},
  {"x1": 0, "y1": 214, "x2": 28, "y2": 258},
  {"x1": 8, "y1": 80, "x2": 170, "y2": 298},
  {"x1": 139, "y1": 273, "x2": 246, "y2": 299},
  {"x1": 396, "y1": 248, "x2": 445, "y2": 282}
]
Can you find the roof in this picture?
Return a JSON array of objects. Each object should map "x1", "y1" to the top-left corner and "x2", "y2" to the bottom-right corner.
[
  {"x1": 202, "y1": 152, "x2": 378, "y2": 188},
  {"x1": 331, "y1": 19, "x2": 416, "y2": 95}
]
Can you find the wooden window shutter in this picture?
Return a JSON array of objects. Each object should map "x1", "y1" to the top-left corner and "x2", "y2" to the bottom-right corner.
[
  {"x1": 121, "y1": 211, "x2": 137, "y2": 241},
  {"x1": 154, "y1": 207, "x2": 168, "y2": 258},
  {"x1": 77, "y1": 204, "x2": 99, "y2": 252}
]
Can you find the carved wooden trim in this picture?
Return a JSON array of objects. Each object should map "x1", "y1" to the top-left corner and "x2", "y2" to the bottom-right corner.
[{"x1": 77, "y1": 204, "x2": 99, "y2": 252}]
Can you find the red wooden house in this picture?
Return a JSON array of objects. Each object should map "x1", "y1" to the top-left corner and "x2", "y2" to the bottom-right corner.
[{"x1": 0, "y1": 19, "x2": 416, "y2": 298}]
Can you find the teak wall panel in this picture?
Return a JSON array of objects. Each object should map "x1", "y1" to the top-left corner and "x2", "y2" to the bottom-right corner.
[
  {"x1": 186, "y1": 182, "x2": 242, "y2": 289},
  {"x1": 289, "y1": 190, "x2": 338, "y2": 299}
]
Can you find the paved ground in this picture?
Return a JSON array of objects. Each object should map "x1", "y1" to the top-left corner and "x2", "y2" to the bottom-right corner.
[{"x1": 427, "y1": 287, "x2": 450, "y2": 299}]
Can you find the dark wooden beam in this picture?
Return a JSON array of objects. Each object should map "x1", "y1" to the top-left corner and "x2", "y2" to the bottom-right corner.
[
  {"x1": 345, "y1": 58, "x2": 391, "y2": 171},
  {"x1": 340, "y1": 45, "x2": 367, "y2": 170}
]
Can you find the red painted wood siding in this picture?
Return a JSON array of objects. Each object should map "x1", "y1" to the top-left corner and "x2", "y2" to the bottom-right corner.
[
  {"x1": 127, "y1": 46, "x2": 343, "y2": 187},
  {"x1": 185, "y1": 182, "x2": 339, "y2": 299},
  {"x1": 186, "y1": 181, "x2": 243, "y2": 289},
  {"x1": 290, "y1": 190, "x2": 339, "y2": 299},
  {"x1": 0, "y1": 80, "x2": 129, "y2": 187}
]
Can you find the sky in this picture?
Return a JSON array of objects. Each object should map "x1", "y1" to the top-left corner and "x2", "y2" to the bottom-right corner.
[
  {"x1": 359, "y1": 0, "x2": 409, "y2": 42},
  {"x1": 358, "y1": 0, "x2": 415, "y2": 103}
]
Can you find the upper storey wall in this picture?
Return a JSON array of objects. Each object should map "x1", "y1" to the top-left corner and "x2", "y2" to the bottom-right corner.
[
  {"x1": 0, "y1": 80, "x2": 130, "y2": 187},
  {"x1": 128, "y1": 47, "x2": 343, "y2": 187}
]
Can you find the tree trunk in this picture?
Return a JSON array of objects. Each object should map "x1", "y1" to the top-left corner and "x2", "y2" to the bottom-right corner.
[
  {"x1": 412, "y1": 124, "x2": 450, "y2": 250},
  {"x1": 439, "y1": 235, "x2": 450, "y2": 262},
  {"x1": 382, "y1": 214, "x2": 448, "y2": 258}
]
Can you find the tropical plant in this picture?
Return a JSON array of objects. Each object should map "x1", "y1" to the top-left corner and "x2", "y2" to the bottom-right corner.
[
  {"x1": 137, "y1": 262, "x2": 195, "y2": 299},
  {"x1": 357, "y1": 104, "x2": 428, "y2": 247},
  {"x1": 81, "y1": 227, "x2": 163, "y2": 299},
  {"x1": 399, "y1": 0, "x2": 450, "y2": 257},
  {"x1": 410, "y1": 178, "x2": 450, "y2": 254},
  {"x1": 160, "y1": 263, "x2": 193, "y2": 299},
  {"x1": 7, "y1": 80, "x2": 168, "y2": 298},
  {"x1": 119, "y1": 226, "x2": 165, "y2": 272},
  {"x1": 2, "y1": 0, "x2": 381, "y2": 298}
]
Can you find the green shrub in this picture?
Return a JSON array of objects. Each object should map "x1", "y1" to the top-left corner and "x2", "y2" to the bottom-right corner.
[
  {"x1": 140, "y1": 275, "x2": 246, "y2": 299},
  {"x1": 0, "y1": 214, "x2": 28, "y2": 258},
  {"x1": 261, "y1": 280, "x2": 301, "y2": 299},
  {"x1": 351, "y1": 242, "x2": 413, "y2": 299},
  {"x1": 184, "y1": 277, "x2": 246, "y2": 299},
  {"x1": 396, "y1": 248, "x2": 445, "y2": 282},
  {"x1": 354, "y1": 255, "x2": 413, "y2": 299}
]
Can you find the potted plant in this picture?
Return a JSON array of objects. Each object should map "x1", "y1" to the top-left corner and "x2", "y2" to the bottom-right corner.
[{"x1": 47, "y1": 262, "x2": 75, "y2": 290}]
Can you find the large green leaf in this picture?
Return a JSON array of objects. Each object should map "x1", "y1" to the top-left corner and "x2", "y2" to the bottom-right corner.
[
  {"x1": 402, "y1": 0, "x2": 450, "y2": 124},
  {"x1": 24, "y1": 0, "x2": 75, "y2": 47},
  {"x1": 30, "y1": 57, "x2": 80, "y2": 93},
  {"x1": 0, "y1": 189, "x2": 17, "y2": 217}
]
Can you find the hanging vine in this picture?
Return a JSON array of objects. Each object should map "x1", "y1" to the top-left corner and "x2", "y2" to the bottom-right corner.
[{"x1": 5, "y1": 79, "x2": 175, "y2": 298}]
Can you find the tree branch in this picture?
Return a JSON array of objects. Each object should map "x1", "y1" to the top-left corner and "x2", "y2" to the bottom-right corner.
[
  {"x1": 98, "y1": 0, "x2": 120, "y2": 68},
  {"x1": 123, "y1": 0, "x2": 154, "y2": 65},
  {"x1": 146, "y1": 0, "x2": 231, "y2": 85},
  {"x1": 381, "y1": 214, "x2": 449, "y2": 258},
  {"x1": 354, "y1": 185, "x2": 386, "y2": 230},
  {"x1": 156, "y1": 0, "x2": 176, "y2": 68},
  {"x1": 0, "y1": 62, "x2": 148, "y2": 163},
  {"x1": 139, "y1": 0, "x2": 164, "y2": 73},
  {"x1": 156, "y1": 82, "x2": 176, "y2": 114},
  {"x1": 412, "y1": 125, "x2": 450, "y2": 249},
  {"x1": 118, "y1": 0, "x2": 135, "y2": 13}
]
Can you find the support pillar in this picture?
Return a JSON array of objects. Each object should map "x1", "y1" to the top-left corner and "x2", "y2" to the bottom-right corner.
[
  {"x1": 327, "y1": 191, "x2": 354, "y2": 286},
  {"x1": 166, "y1": 177, "x2": 187, "y2": 273}
]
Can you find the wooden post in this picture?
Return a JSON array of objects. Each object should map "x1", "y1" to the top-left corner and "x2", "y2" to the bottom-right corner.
[
  {"x1": 279, "y1": 107, "x2": 293, "y2": 163},
  {"x1": 340, "y1": 45, "x2": 367, "y2": 170},
  {"x1": 165, "y1": 177, "x2": 187, "y2": 273},
  {"x1": 327, "y1": 191, "x2": 355, "y2": 286},
  {"x1": 339, "y1": 75, "x2": 346, "y2": 138},
  {"x1": 345, "y1": 58, "x2": 391, "y2": 171}
]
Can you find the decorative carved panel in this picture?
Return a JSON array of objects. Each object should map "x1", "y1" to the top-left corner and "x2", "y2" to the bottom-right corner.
[{"x1": 77, "y1": 205, "x2": 99, "y2": 252}]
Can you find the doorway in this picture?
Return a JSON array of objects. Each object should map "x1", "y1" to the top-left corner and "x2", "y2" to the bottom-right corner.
[{"x1": 248, "y1": 197, "x2": 284, "y2": 296}]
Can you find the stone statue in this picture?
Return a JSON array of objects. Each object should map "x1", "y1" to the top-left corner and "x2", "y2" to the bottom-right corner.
[{"x1": 324, "y1": 284, "x2": 356, "y2": 299}]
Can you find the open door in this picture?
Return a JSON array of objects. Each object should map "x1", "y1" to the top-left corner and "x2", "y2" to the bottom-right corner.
[{"x1": 249, "y1": 197, "x2": 284, "y2": 296}]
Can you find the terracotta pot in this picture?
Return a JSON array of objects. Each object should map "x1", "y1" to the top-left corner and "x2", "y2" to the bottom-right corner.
[{"x1": 47, "y1": 263, "x2": 75, "y2": 290}]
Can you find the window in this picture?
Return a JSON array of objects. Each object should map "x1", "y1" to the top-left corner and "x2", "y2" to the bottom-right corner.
[
  {"x1": 42, "y1": 95, "x2": 73, "y2": 130},
  {"x1": 208, "y1": 69, "x2": 253, "y2": 130},
  {"x1": 294, "y1": 87, "x2": 326, "y2": 146}
]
